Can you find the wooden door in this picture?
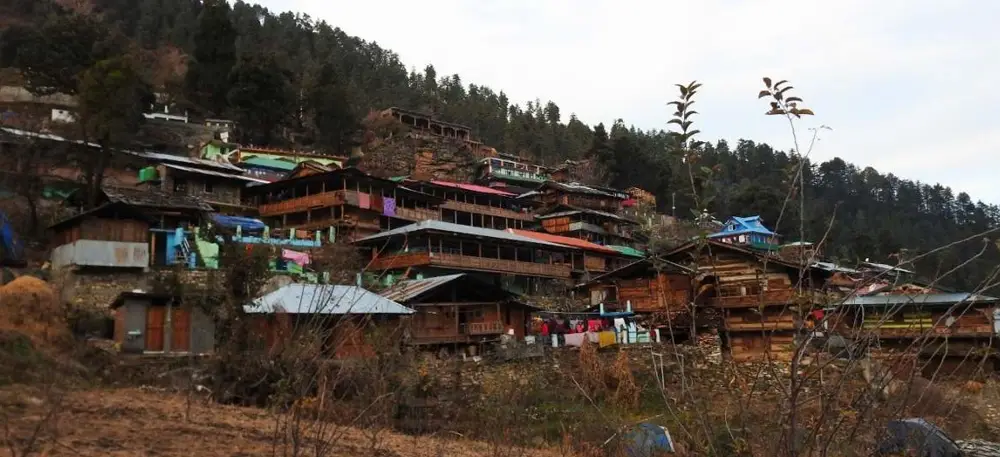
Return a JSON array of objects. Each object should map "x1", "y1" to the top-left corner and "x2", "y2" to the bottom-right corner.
[
  {"x1": 171, "y1": 307, "x2": 191, "y2": 352},
  {"x1": 145, "y1": 306, "x2": 165, "y2": 352}
]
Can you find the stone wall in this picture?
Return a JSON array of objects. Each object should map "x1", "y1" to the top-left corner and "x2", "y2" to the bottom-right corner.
[{"x1": 51, "y1": 267, "x2": 226, "y2": 313}]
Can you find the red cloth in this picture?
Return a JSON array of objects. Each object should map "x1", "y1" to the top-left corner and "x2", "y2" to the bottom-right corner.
[
  {"x1": 540, "y1": 322, "x2": 550, "y2": 337},
  {"x1": 587, "y1": 319, "x2": 603, "y2": 332}
]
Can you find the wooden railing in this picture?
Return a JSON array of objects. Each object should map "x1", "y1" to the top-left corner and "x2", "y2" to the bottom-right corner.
[
  {"x1": 431, "y1": 252, "x2": 572, "y2": 278},
  {"x1": 369, "y1": 252, "x2": 431, "y2": 270},
  {"x1": 726, "y1": 321, "x2": 798, "y2": 331},
  {"x1": 467, "y1": 321, "x2": 504, "y2": 335},
  {"x1": 368, "y1": 252, "x2": 572, "y2": 278},
  {"x1": 709, "y1": 289, "x2": 796, "y2": 308},
  {"x1": 259, "y1": 191, "x2": 345, "y2": 217},
  {"x1": 394, "y1": 206, "x2": 440, "y2": 221},
  {"x1": 442, "y1": 201, "x2": 534, "y2": 221}
]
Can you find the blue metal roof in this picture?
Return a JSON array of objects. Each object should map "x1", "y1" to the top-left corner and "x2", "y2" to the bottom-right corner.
[
  {"x1": 708, "y1": 215, "x2": 777, "y2": 238},
  {"x1": 248, "y1": 284, "x2": 415, "y2": 315}
]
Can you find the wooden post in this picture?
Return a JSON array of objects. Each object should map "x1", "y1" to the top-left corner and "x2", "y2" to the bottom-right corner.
[{"x1": 478, "y1": 242, "x2": 482, "y2": 257}]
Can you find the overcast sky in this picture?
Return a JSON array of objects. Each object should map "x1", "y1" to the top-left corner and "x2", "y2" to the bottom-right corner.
[{"x1": 257, "y1": 0, "x2": 1000, "y2": 203}]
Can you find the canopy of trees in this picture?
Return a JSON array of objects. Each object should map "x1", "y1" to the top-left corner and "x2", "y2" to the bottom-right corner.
[{"x1": 1, "y1": 0, "x2": 997, "y2": 290}]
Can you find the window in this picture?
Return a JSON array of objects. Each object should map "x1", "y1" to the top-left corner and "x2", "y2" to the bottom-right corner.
[
  {"x1": 204, "y1": 181, "x2": 214, "y2": 193},
  {"x1": 173, "y1": 178, "x2": 187, "y2": 193}
]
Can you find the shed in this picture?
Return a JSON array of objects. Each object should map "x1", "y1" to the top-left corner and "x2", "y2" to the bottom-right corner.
[
  {"x1": 247, "y1": 284, "x2": 414, "y2": 358},
  {"x1": 110, "y1": 291, "x2": 216, "y2": 355}
]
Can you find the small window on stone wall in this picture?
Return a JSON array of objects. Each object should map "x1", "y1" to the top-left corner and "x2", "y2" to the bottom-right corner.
[
  {"x1": 204, "y1": 181, "x2": 214, "y2": 193},
  {"x1": 173, "y1": 178, "x2": 187, "y2": 193}
]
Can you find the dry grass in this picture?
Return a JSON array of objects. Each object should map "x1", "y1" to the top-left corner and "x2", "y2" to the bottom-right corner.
[
  {"x1": 2, "y1": 387, "x2": 565, "y2": 457},
  {"x1": 0, "y1": 276, "x2": 68, "y2": 346}
]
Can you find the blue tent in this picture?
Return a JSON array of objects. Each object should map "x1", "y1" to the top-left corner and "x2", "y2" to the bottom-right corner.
[
  {"x1": 624, "y1": 423, "x2": 676, "y2": 456},
  {"x1": 0, "y1": 210, "x2": 24, "y2": 267},
  {"x1": 209, "y1": 213, "x2": 267, "y2": 233}
]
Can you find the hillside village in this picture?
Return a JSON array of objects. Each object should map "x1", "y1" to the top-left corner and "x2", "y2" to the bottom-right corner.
[
  {"x1": 4, "y1": 2, "x2": 1000, "y2": 455},
  {"x1": 1, "y1": 87, "x2": 997, "y2": 373}
]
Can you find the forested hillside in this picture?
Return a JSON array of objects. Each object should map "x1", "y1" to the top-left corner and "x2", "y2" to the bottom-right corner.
[{"x1": 1, "y1": 0, "x2": 998, "y2": 290}]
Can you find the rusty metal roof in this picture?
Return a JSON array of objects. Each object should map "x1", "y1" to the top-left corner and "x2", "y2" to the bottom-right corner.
[
  {"x1": 428, "y1": 180, "x2": 515, "y2": 197},
  {"x1": 380, "y1": 273, "x2": 466, "y2": 303}
]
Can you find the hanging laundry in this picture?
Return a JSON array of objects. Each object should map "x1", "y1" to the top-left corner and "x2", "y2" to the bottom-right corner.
[
  {"x1": 614, "y1": 318, "x2": 627, "y2": 331},
  {"x1": 564, "y1": 332, "x2": 586, "y2": 347},
  {"x1": 587, "y1": 319, "x2": 603, "y2": 332},
  {"x1": 282, "y1": 249, "x2": 311, "y2": 265},
  {"x1": 371, "y1": 194, "x2": 383, "y2": 210},
  {"x1": 586, "y1": 332, "x2": 600, "y2": 344},
  {"x1": 383, "y1": 197, "x2": 396, "y2": 217},
  {"x1": 598, "y1": 331, "x2": 616, "y2": 348},
  {"x1": 357, "y1": 192, "x2": 371, "y2": 209}
]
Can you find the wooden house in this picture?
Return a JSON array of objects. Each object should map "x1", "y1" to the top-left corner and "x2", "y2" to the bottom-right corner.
[
  {"x1": 534, "y1": 205, "x2": 640, "y2": 247},
  {"x1": 524, "y1": 181, "x2": 628, "y2": 212},
  {"x1": 381, "y1": 107, "x2": 473, "y2": 141},
  {"x1": 111, "y1": 291, "x2": 216, "y2": 355},
  {"x1": 662, "y1": 239, "x2": 830, "y2": 361},
  {"x1": 581, "y1": 258, "x2": 694, "y2": 314},
  {"x1": 63, "y1": 186, "x2": 215, "y2": 267},
  {"x1": 49, "y1": 202, "x2": 152, "y2": 270},
  {"x1": 404, "y1": 179, "x2": 535, "y2": 230},
  {"x1": 355, "y1": 219, "x2": 578, "y2": 295},
  {"x1": 243, "y1": 168, "x2": 443, "y2": 242},
  {"x1": 130, "y1": 150, "x2": 268, "y2": 214},
  {"x1": 708, "y1": 215, "x2": 781, "y2": 252},
  {"x1": 475, "y1": 156, "x2": 551, "y2": 195},
  {"x1": 381, "y1": 273, "x2": 539, "y2": 345},
  {"x1": 832, "y1": 293, "x2": 998, "y2": 374},
  {"x1": 247, "y1": 283, "x2": 415, "y2": 359}
]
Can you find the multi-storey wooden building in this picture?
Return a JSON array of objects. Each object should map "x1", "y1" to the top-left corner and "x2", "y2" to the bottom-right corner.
[
  {"x1": 658, "y1": 239, "x2": 829, "y2": 361},
  {"x1": 708, "y1": 215, "x2": 782, "y2": 251},
  {"x1": 243, "y1": 168, "x2": 443, "y2": 242},
  {"x1": 522, "y1": 181, "x2": 640, "y2": 247},
  {"x1": 509, "y1": 229, "x2": 633, "y2": 279},
  {"x1": 475, "y1": 155, "x2": 551, "y2": 195},
  {"x1": 402, "y1": 179, "x2": 535, "y2": 230},
  {"x1": 382, "y1": 273, "x2": 538, "y2": 346},
  {"x1": 831, "y1": 293, "x2": 998, "y2": 374},
  {"x1": 132, "y1": 151, "x2": 268, "y2": 215},
  {"x1": 355, "y1": 220, "x2": 577, "y2": 295}
]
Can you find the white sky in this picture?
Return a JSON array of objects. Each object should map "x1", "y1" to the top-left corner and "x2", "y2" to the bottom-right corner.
[{"x1": 257, "y1": 0, "x2": 1000, "y2": 203}]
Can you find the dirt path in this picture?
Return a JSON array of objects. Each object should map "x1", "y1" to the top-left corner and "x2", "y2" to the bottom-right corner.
[{"x1": 2, "y1": 387, "x2": 562, "y2": 457}]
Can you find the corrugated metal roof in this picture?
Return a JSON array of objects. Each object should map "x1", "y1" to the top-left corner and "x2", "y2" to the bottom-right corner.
[
  {"x1": 429, "y1": 180, "x2": 515, "y2": 197},
  {"x1": 840, "y1": 293, "x2": 999, "y2": 307},
  {"x1": 607, "y1": 245, "x2": 646, "y2": 258},
  {"x1": 249, "y1": 284, "x2": 415, "y2": 315},
  {"x1": 380, "y1": 273, "x2": 466, "y2": 302},
  {"x1": 811, "y1": 261, "x2": 860, "y2": 274},
  {"x1": 535, "y1": 207, "x2": 637, "y2": 223},
  {"x1": 355, "y1": 220, "x2": 570, "y2": 249},
  {"x1": 129, "y1": 150, "x2": 244, "y2": 172},
  {"x1": 508, "y1": 229, "x2": 618, "y2": 254},
  {"x1": 163, "y1": 164, "x2": 270, "y2": 184},
  {"x1": 240, "y1": 156, "x2": 298, "y2": 171}
]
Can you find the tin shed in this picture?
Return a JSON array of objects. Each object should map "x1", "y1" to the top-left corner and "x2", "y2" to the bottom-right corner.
[{"x1": 110, "y1": 291, "x2": 215, "y2": 354}]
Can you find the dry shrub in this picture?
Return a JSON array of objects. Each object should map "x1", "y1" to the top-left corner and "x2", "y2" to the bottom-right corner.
[
  {"x1": 609, "y1": 351, "x2": 638, "y2": 410},
  {"x1": 578, "y1": 339, "x2": 603, "y2": 397},
  {"x1": 0, "y1": 276, "x2": 68, "y2": 345},
  {"x1": 963, "y1": 380, "x2": 985, "y2": 395}
]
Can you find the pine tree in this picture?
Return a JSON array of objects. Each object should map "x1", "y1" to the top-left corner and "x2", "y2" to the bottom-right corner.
[{"x1": 186, "y1": 0, "x2": 236, "y2": 115}]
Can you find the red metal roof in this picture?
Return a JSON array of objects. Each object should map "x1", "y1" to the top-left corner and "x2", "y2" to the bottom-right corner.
[
  {"x1": 430, "y1": 180, "x2": 515, "y2": 197},
  {"x1": 508, "y1": 229, "x2": 619, "y2": 254}
]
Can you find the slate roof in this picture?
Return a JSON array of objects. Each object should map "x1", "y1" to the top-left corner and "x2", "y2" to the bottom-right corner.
[
  {"x1": 249, "y1": 284, "x2": 415, "y2": 315},
  {"x1": 101, "y1": 186, "x2": 214, "y2": 211},
  {"x1": 163, "y1": 163, "x2": 270, "y2": 183},
  {"x1": 126, "y1": 150, "x2": 244, "y2": 172}
]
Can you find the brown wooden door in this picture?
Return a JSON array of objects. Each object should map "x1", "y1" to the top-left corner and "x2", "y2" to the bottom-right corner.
[
  {"x1": 145, "y1": 306, "x2": 165, "y2": 352},
  {"x1": 171, "y1": 308, "x2": 191, "y2": 352}
]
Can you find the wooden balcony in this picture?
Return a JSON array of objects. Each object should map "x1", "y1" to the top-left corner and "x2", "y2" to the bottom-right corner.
[
  {"x1": 726, "y1": 321, "x2": 798, "y2": 331},
  {"x1": 259, "y1": 191, "x2": 345, "y2": 217},
  {"x1": 368, "y1": 252, "x2": 572, "y2": 278},
  {"x1": 442, "y1": 201, "x2": 534, "y2": 221},
  {"x1": 467, "y1": 321, "x2": 504, "y2": 335},
  {"x1": 394, "y1": 206, "x2": 440, "y2": 221},
  {"x1": 709, "y1": 289, "x2": 796, "y2": 308}
]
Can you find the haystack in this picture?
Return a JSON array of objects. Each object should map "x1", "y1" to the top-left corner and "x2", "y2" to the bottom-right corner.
[{"x1": 0, "y1": 275, "x2": 67, "y2": 344}]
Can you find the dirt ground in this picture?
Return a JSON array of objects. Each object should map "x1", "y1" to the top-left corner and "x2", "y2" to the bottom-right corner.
[{"x1": 2, "y1": 387, "x2": 563, "y2": 457}]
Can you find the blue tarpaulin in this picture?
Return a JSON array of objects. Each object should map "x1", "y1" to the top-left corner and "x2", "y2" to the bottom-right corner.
[
  {"x1": 0, "y1": 210, "x2": 24, "y2": 266},
  {"x1": 624, "y1": 423, "x2": 675, "y2": 456},
  {"x1": 209, "y1": 213, "x2": 267, "y2": 232}
]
